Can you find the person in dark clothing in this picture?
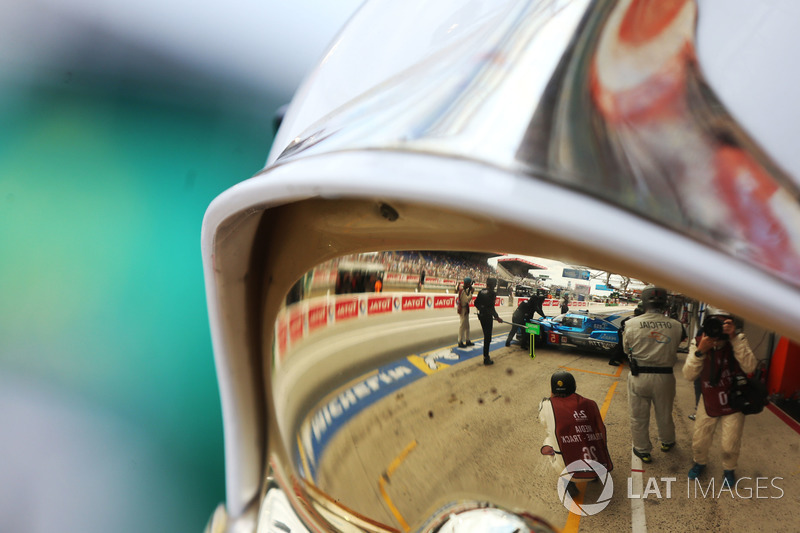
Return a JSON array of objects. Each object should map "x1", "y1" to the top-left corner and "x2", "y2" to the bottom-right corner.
[
  {"x1": 506, "y1": 295, "x2": 547, "y2": 347},
  {"x1": 609, "y1": 303, "x2": 644, "y2": 366},
  {"x1": 474, "y1": 277, "x2": 504, "y2": 365}
]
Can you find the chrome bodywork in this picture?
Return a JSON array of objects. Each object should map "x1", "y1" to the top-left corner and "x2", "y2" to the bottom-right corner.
[{"x1": 202, "y1": 1, "x2": 800, "y2": 531}]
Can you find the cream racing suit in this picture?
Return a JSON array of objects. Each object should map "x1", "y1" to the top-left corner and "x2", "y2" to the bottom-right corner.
[
  {"x1": 623, "y1": 311, "x2": 685, "y2": 454},
  {"x1": 682, "y1": 333, "x2": 757, "y2": 470},
  {"x1": 457, "y1": 286, "x2": 473, "y2": 344}
]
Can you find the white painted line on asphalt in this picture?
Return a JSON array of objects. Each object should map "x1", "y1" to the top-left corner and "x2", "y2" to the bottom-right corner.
[{"x1": 630, "y1": 452, "x2": 647, "y2": 533}]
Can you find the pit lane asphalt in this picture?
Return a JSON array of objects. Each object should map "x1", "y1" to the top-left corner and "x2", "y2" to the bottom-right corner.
[{"x1": 281, "y1": 308, "x2": 800, "y2": 533}]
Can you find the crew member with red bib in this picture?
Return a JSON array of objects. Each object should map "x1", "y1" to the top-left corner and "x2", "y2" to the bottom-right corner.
[
  {"x1": 682, "y1": 309, "x2": 757, "y2": 487},
  {"x1": 538, "y1": 371, "x2": 613, "y2": 486}
]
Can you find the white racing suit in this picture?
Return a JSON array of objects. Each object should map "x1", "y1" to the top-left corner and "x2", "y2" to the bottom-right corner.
[
  {"x1": 623, "y1": 312, "x2": 685, "y2": 454},
  {"x1": 682, "y1": 333, "x2": 757, "y2": 470}
]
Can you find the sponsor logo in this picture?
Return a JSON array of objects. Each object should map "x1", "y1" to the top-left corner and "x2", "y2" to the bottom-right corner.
[
  {"x1": 335, "y1": 298, "x2": 359, "y2": 320},
  {"x1": 289, "y1": 310, "x2": 304, "y2": 342},
  {"x1": 367, "y1": 297, "x2": 393, "y2": 315},
  {"x1": 276, "y1": 319, "x2": 288, "y2": 354},
  {"x1": 558, "y1": 460, "x2": 613, "y2": 516},
  {"x1": 647, "y1": 331, "x2": 670, "y2": 343},
  {"x1": 402, "y1": 295, "x2": 426, "y2": 311},
  {"x1": 307, "y1": 304, "x2": 328, "y2": 332},
  {"x1": 433, "y1": 295, "x2": 456, "y2": 309},
  {"x1": 423, "y1": 348, "x2": 460, "y2": 370}
]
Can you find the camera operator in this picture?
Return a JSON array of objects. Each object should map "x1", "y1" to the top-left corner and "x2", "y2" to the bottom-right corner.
[
  {"x1": 623, "y1": 287, "x2": 687, "y2": 464},
  {"x1": 682, "y1": 309, "x2": 757, "y2": 487}
]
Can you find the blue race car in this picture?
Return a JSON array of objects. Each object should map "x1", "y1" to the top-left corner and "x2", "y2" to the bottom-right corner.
[{"x1": 520, "y1": 310, "x2": 634, "y2": 354}]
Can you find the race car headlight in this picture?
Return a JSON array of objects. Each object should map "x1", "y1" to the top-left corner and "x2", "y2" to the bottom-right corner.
[{"x1": 202, "y1": 0, "x2": 800, "y2": 531}]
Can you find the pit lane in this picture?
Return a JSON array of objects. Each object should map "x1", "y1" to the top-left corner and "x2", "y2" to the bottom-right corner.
[{"x1": 287, "y1": 308, "x2": 800, "y2": 532}]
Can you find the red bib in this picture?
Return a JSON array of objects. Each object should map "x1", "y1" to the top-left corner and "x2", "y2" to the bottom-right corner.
[
  {"x1": 699, "y1": 344, "x2": 742, "y2": 417},
  {"x1": 550, "y1": 394, "x2": 613, "y2": 478}
]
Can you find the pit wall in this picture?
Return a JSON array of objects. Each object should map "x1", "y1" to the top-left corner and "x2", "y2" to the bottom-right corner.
[{"x1": 274, "y1": 292, "x2": 633, "y2": 363}]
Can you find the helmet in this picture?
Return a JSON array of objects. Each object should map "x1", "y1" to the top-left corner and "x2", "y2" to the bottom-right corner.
[
  {"x1": 464, "y1": 276, "x2": 473, "y2": 286},
  {"x1": 201, "y1": 2, "x2": 800, "y2": 531},
  {"x1": 551, "y1": 371, "x2": 576, "y2": 397},
  {"x1": 705, "y1": 306, "x2": 733, "y2": 319},
  {"x1": 640, "y1": 286, "x2": 668, "y2": 310}
]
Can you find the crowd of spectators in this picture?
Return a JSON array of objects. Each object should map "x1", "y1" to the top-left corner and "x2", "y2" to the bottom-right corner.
[
  {"x1": 320, "y1": 251, "x2": 497, "y2": 286},
  {"x1": 381, "y1": 251, "x2": 495, "y2": 282}
]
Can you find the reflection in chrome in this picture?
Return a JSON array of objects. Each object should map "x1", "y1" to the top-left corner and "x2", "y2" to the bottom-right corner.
[
  {"x1": 201, "y1": 1, "x2": 800, "y2": 532},
  {"x1": 422, "y1": 503, "x2": 557, "y2": 533},
  {"x1": 277, "y1": 0, "x2": 800, "y2": 287}
]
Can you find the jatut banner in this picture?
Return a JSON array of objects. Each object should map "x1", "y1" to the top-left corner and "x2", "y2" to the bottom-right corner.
[
  {"x1": 433, "y1": 295, "x2": 456, "y2": 309},
  {"x1": 273, "y1": 291, "x2": 504, "y2": 365},
  {"x1": 367, "y1": 296, "x2": 393, "y2": 315},
  {"x1": 401, "y1": 295, "x2": 427, "y2": 311}
]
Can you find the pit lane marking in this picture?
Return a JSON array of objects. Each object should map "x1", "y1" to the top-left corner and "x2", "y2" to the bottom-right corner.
[
  {"x1": 378, "y1": 439, "x2": 418, "y2": 532},
  {"x1": 559, "y1": 363, "x2": 624, "y2": 378}
]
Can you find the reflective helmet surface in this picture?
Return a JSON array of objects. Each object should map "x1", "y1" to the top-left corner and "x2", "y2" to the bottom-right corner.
[{"x1": 201, "y1": 1, "x2": 800, "y2": 531}]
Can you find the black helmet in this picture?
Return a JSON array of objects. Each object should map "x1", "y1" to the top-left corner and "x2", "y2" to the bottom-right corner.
[
  {"x1": 551, "y1": 371, "x2": 576, "y2": 397},
  {"x1": 640, "y1": 286, "x2": 668, "y2": 310}
]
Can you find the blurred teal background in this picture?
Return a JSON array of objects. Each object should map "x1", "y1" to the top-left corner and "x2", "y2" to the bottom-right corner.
[
  {"x1": 0, "y1": 2, "x2": 363, "y2": 530},
  {"x1": 0, "y1": 78, "x2": 279, "y2": 531}
]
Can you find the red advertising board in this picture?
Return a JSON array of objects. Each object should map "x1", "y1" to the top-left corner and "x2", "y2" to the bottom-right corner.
[
  {"x1": 433, "y1": 295, "x2": 456, "y2": 309},
  {"x1": 367, "y1": 296, "x2": 393, "y2": 315},
  {"x1": 401, "y1": 295, "x2": 427, "y2": 311},
  {"x1": 335, "y1": 298, "x2": 360, "y2": 320},
  {"x1": 289, "y1": 309, "x2": 304, "y2": 342},
  {"x1": 276, "y1": 318, "x2": 287, "y2": 355},
  {"x1": 307, "y1": 303, "x2": 328, "y2": 332}
]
